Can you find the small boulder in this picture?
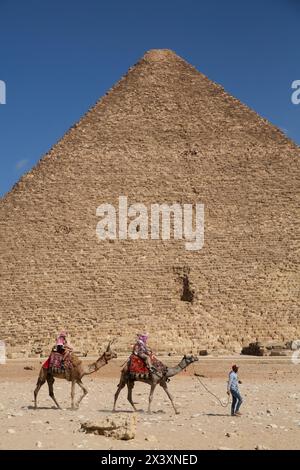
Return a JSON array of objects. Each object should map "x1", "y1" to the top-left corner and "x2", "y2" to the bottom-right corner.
[
  {"x1": 291, "y1": 340, "x2": 300, "y2": 351},
  {"x1": 241, "y1": 342, "x2": 265, "y2": 356},
  {"x1": 270, "y1": 351, "x2": 287, "y2": 357},
  {"x1": 199, "y1": 350, "x2": 208, "y2": 356},
  {"x1": 80, "y1": 413, "x2": 136, "y2": 440}
]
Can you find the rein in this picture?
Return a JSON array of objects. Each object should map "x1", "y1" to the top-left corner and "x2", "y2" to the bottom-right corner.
[{"x1": 192, "y1": 364, "x2": 229, "y2": 408}]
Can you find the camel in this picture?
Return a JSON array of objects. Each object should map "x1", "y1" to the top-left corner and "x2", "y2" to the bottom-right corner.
[
  {"x1": 34, "y1": 340, "x2": 117, "y2": 410},
  {"x1": 113, "y1": 354, "x2": 198, "y2": 414}
]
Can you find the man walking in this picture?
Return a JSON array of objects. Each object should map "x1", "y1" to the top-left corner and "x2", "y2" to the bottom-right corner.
[{"x1": 227, "y1": 364, "x2": 243, "y2": 416}]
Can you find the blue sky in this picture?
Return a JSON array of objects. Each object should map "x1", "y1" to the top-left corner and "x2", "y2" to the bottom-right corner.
[{"x1": 0, "y1": 0, "x2": 299, "y2": 197}]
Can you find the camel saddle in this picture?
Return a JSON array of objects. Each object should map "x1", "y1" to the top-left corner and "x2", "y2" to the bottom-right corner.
[
  {"x1": 128, "y1": 353, "x2": 166, "y2": 379},
  {"x1": 42, "y1": 351, "x2": 74, "y2": 374}
]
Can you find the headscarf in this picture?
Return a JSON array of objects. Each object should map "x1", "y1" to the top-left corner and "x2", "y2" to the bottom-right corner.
[{"x1": 137, "y1": 333, "x2": 149, "y2": 344}]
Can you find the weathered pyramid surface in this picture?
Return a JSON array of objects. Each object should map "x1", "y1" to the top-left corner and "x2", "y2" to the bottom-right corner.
[{"x1": 1, "y1": 49, "x2": 299, "y2": 356}]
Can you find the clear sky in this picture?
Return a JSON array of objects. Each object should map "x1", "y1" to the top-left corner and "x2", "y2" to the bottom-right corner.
[{"x1": 0, "y1": 0, "x2": 299, "y2": 197}]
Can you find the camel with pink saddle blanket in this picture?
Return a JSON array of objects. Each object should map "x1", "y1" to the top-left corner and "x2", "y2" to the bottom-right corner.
[{"x1": 34, "y1": 340, "x2": 117, "y2": 410}]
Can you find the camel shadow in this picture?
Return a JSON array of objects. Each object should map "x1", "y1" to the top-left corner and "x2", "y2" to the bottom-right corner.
[
  {"x1": 98, "y1": 408, "x2": 145, "y2": 414},
  {"x1": 98, "y1": 408, "x2": 166, "y2": 414},
  {"x1": 27, "y1": 405, "x2": 59, "y2": 410}
]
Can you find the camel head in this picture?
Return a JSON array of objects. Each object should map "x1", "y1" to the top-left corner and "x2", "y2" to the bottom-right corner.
[
  {"x1": 102, "y1": 338, "x2": 118, "y2": 362},
  {"x1": 182, "y1": 354, "x2": 199, "y2": 366}
]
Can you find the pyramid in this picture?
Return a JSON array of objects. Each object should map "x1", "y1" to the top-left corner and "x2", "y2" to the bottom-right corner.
[{"x1": 1, "y1": 49, "x2": 299, "y2": 357}]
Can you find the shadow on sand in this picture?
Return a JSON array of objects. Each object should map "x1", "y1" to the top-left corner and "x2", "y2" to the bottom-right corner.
[
  {"x1": 97, "y1": 408, "x2": 166, "y2": 414},
  {"x1": 27, "y1": 405, "x2": 59, "y2": 410}
]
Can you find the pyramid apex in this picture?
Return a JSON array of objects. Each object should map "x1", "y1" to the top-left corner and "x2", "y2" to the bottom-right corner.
[{"x1": 142, "y1": 49, "x2": 181, "y2": 63}]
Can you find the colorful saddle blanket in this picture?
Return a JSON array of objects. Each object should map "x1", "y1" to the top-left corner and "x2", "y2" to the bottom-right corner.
[
  {"x1": 128, "y1": 354, "x2": 166, "y2": 379},
  {"x1": 42, "y1": 352, "x2": 73, "y2": 373}
]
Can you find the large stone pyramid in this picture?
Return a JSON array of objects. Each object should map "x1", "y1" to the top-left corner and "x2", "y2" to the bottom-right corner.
[{"x1": 1, "y1": 49, "x2": 299, "y2": 356}]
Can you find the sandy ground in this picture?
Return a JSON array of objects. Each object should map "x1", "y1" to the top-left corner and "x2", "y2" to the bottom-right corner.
[{"x1": 0, "y1": 356, "x2": 300, "y2": 450}]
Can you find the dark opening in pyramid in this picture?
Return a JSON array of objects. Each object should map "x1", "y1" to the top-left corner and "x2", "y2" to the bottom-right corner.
[{"x1": 0, "y1": 49, "x2": 299, "y2": 356}]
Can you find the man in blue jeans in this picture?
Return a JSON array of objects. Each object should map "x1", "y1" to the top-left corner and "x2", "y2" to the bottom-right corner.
[{"x1": 227, "y1": 364, "x2": 243, "y2": 416}]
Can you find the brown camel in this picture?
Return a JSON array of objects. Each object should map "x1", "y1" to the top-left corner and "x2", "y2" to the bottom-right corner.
[
  {"x1": 113, "y1": 354, "x2": 198, "y2": 414},
  {"x1": 34, "y1": 340, "x2": 117, "y2": 410}
]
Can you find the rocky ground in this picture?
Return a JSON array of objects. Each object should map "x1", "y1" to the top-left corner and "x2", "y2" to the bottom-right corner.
[{"x1": 0, "y1": 356, "x2": 300, "y2": 450}]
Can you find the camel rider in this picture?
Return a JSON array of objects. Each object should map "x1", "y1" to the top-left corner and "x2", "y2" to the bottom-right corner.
[
  {"x1": 55, "y1": 331, "x2": 73, "y2": 368},
  {"x1": 133, "y1": 333, "x2": 157, "y2": 375}
]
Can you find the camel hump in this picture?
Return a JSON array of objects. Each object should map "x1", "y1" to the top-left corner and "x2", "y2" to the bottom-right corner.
[{"x1": 70, "y1": 353, "x2": 82, "y2": 367}]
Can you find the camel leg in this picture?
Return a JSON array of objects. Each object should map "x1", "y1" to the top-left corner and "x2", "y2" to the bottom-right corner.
[
  {"x1": 147, "y1": 383, "x2": 157, "y2": 414},
  {"x1": 161, "y1": 382, "x2": 179, "y2": 415},
  {"x1": 34, "y1": 378, "x2": 46, "y2": 409},
  {"x1": 71, "y1": 380, "x2": 76, "y2": 410},
  {"x1": 47, "y1": 375, "x2": 61, "y2": 409},
  {"x1": 127, "y1": 380, "x2": 137, "y2": 412},
  {"x1": 113, "y1": 379, "x2": 126, "y2": 411},
  {"x1": 74, "y1": 380, "x2": 88, "y2": 409}
]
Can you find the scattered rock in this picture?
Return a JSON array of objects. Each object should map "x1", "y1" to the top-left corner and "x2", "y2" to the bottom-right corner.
[
  {"x1": 241, "y1": 342, "x2": 265, "y2": 356},
  {"x1": 266, "y1": 424, "x2": 277, "y2": 429},
  {"x1": 225, "y1": 432, "x2": 231, "y2": 437},
  {"x1": 288, "y1": 394, "x2": 299, "y2": 400},
  {"x1": 145, "y1": 435, "x2": 157, "y2": 442},
  {"x1": 35, "y1": 441, "x2": 42, "y2": 448},
  {"x1": 80, "y1": 414, "x2": 137, "y2": 440},
  {"x1": 288, "y1": 340, "x2": 300, "y2": 351},
  {"x1": 255, "y1": 444, "x2": 270, "y2": 450},
  {"x1": 199, "y1": 350, "x2": 208, "y2": 356},
  {"x1": 24, "y1": 366, "x2": 34, "y2": 370},
  {"x1": 265, "y1": 342, "x2": 286, "y2": 351},
  {"x1": 270, "y1": 351, "x2": 287, "y2": 357}
]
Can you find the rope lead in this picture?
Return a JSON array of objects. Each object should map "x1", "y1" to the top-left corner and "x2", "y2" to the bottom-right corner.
[{"x1": 193, "y1": 366, "x2": 230, "y2": 408}]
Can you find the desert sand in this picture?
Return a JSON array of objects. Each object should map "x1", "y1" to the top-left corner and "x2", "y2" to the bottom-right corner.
[{"x1": 0, "y1": 356, "x2": 300, "y2": 450}]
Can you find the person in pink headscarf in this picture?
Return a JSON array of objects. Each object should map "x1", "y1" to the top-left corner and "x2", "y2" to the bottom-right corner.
[
  {"x1": 132, "y1": 333, "x2": 154, "y2": 372},
  {"x1": 55, "y1": 331, "x2": 73, "y2": 365}
]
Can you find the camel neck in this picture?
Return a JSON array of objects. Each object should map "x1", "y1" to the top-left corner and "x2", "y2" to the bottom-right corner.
[
  {"x1": 84, "y1": 355, "x2": 107, "y2": 375},
  {"x1": 166, "y1": 359, "x2": 187, "y2": 378}
]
